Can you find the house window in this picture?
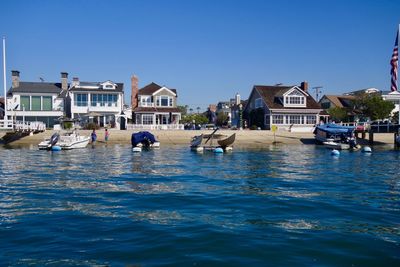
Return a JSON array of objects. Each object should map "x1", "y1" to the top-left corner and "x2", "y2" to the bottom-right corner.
[
  {"x1": 284, "y1": 90, "x2": 306, "y2": 106},
  {"x1": 31, "y1": 96, "x2": 41, "y2": 111},
  {"x1": 272, "y1": 115, "x2": 284, "y2": 124},
  {"x1": 142, "y1": 114, "x2": 153, "y2": 125},
  {"x1": 255, "y1": 98, "x2": 263, "y2": 108},
  {"x1": 75, "y1": 94, "x2": 88, "y2": 107},
  {"x1": 306, "y1": 115, "x2": 316, "y2": 125},
  {"x1": 286, "y1": 96, "x2": 304, "y2": 105},
  {"x1": 140, "y1": 96, "x2": 152, "y2": 107},
  {"x1": 288, "y1": 115, "x2": 302, "y2": 124},
  {"x1": 157, "y1": 96, "x2": 172, "y2": 107},
  {"x1": 321, "y1": 102, "x2": 330, "y2": 109},
  {"x1": 91, "y1": 94, "x2": 118, "y2": 107},
  {"x1": 91, "y1": 94, "x2": 97, "y2": 106},
  {"x1": 42, "y1": 96, "x2": 52, "y2": 111},
  {"x1": 20, "y1": 96, "x2": 30, "y2": 111}
]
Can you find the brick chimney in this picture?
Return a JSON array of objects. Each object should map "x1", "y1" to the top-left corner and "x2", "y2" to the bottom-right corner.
[
  {"x1": 11, "y1": 70, "x2": 20, "y2": 88},
  {"x1": 131, "y1": 75, "x2": 139, "y2": 108},
  {"x1": 301, "y1": 81, "x2": 308, "y2": 92},
  {"x1": 61, "y1": 72, "x2": 68, "y2": 90}
]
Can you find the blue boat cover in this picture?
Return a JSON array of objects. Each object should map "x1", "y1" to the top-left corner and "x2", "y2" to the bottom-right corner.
[
  {"x1": 131, "y1": 131, "x2": 157, "y2": 147},
  {"x1": 314, "y1": 124, "x2": 355, "y2": 134}
]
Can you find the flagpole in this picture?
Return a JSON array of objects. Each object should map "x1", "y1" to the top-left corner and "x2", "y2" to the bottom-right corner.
[{"x1": 2, "y1": 37, "x2": 7, "y2": 121}]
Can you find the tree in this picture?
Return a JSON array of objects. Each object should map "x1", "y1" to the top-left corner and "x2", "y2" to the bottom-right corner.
[
  {"x1": 216, "y1": 112, "x2": 228, "y2": 126},
  {"x1": 189, "y1": 108, "x2": 193, "y2": 114},
  {"x1": 177, "y1": 105, "x2": 188, "y2": 116},
  {"x1": 196, "y1": 107, "x2": 200, "y2": 114},
  {"x1": 180, "y1": 114, "x2": 208, "y2": 125},
  {"x1": 354, "y1": 94, "x2": 394, "y2": 121},
  {"x1": 327, "y1": 107, "x2": 348, "y2": 122}
]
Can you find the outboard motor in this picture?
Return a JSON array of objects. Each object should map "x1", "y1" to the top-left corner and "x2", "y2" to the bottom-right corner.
[
  {"x1": 349, "y1": 138, "x2": 357, "y2": 149},
  {"x1": 49, "y1": 133, "x2": 60, "y2": 148}
]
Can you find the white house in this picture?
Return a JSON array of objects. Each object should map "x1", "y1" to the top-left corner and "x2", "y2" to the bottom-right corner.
[
  {"x1": 381, "y1": 90, "x2": 400, "y2": 116},
  {"x1": 6, "y1": 70, "x2": 64, "y2": 128},
  {"x1": 244, "y1": 82, "x2": 323, "y2": 132},
  {"x1": 66, "y1": 77, "x2": 125, "y2": 129}
]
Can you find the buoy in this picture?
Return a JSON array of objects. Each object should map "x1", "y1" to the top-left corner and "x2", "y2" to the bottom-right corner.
[
  {"x1": 331, "y1": 149, "x2": 340, "y2": 156},
  {"x1": 362, "y1": 146, "x2": 372, "y2": 153},
  {"x1": 132, "y1": 147, "x2": 142, "y2": 152},
  {"x1": 51, "y1": 145, "x2": 62, "y2": 151},
  {"x1": 214, "y1": 147, "x2": 224, "y2": 153}
]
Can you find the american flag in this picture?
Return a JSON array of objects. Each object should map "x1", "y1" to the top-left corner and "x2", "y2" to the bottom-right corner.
[{"x1": 391, "y1": 29, "x2": 399, "y2": 91}]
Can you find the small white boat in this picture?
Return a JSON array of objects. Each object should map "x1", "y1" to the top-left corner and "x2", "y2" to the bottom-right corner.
[
  {"x1": 38, "y1": 131, "x2": 90, "y2": 150},
  {"x1": 322, "y1": 141, "x2": 350, "y2": 150}
]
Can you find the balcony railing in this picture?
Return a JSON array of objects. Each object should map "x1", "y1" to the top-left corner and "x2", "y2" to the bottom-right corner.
[{"x1": 127, "y1": 124, "x2": 184, "y2": 130}]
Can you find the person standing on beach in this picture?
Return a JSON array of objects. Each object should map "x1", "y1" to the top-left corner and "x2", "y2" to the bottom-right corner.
[
  {"x1": 91, "y1": 129, "x2": 97, "y2": 143},
  {"x1": 105, "y1": 128, "x2": 109, "y2": 143}
]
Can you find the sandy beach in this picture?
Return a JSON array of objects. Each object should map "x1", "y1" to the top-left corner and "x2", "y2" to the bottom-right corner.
[{"x1": 1, "y1": 129, "x2": 397, "y2": 148}]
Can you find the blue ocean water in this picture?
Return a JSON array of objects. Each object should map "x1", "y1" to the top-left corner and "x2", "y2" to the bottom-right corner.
[{"x1": 0, "y1": 144, "x2": 399, "y2": 266}]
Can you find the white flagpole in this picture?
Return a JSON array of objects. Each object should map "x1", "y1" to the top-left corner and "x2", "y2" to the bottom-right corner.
[{"x1": 2, "y1": 37, "x2": 7, "y2": 121}]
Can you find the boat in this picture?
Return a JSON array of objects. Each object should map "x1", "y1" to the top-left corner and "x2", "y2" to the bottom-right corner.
[
  {"x1": 190, "y1": 128, "x2": 235, "y2": 152},
  {"x1": 314, "y1": 124, "x2": 359, "y2": 150},
  {"x1": 38, "y1": 131, "x2": 90, "y2": 150},
  {"x1": 131, "y1": 131, "x2": 160, "y2": 152},
  {"x1": 217, "y1": 133, "x2": 236, "y2": 148}
]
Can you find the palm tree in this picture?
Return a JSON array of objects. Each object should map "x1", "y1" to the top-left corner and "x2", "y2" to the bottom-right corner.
[
  {"x1": 189, "y1": 108, "x2": 193, "y2": 114},
  {"x1": 197, "y1": 107, "x2": 200, "y2": 114}
]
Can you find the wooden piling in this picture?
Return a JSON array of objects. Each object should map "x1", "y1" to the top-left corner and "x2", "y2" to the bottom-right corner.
[{"x1": 369, "y1": 132, "x2": 374, "y2": 145}]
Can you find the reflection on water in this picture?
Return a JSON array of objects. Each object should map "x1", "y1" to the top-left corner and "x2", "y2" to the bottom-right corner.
[{"x1": 0, "y1": 145, "x2": 399, "y2": 265}]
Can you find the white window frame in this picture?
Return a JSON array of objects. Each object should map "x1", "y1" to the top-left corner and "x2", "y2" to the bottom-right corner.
[
  {"x1": 142, "y1": 114, "x2": 154, "y2": 125},
  {"x1": 272, "y1": 115, "x2": 284, "y2": 124},
  {"x1": 306, "y1": 115, "x2": 316, "y2": 125},
  {"x1": 284, "y1": 89, "x2": 306, "y2": 107},
  {"x1": 255, "y1": 98, "x2": 263, "y2": 108}
]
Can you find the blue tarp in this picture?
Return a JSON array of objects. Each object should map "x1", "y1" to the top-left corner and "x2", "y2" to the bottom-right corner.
[
  {"x1": 314, "y1": 124, "x2": 354, "y2": 134},
  {"x1": 131, "y1": 131, "x2": 157, "y2": 147}
]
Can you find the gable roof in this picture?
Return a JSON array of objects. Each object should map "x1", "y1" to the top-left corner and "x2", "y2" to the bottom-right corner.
[
  {"x1": 8, "y1": 82, "x2": 63, "y2": 95},
  {"x1": 139, "y1": 82, "x2": 177, "y2": 96},
  {"x1": 253, "y1": 85, "x2": 321, "y2": 109},
  {"x1": 322, "y1": 95, "x2": 355, "y2": 108}
]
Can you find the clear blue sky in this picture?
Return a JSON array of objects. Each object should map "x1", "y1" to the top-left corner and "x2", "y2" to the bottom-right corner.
[{"x1": 1, "y1": 0, "x2": 399, "y2": 111}]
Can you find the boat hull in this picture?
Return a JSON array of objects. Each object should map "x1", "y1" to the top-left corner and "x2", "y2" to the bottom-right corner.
[{"x1": 38, "y1": 133, "x2": 90, "y2": 150}]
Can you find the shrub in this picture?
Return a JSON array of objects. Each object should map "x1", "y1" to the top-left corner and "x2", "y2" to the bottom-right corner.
[
  {"x1": 84, "y1": 123, "x2": 100, "y2": 130},
  {"x1": 63, "y1": 122, "x2": 73, "y2": 129}
]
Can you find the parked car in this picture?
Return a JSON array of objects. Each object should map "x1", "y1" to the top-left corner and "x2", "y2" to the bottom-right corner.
[{"x1": 355, "y1": 122, "x2": 368, "y2": 132}]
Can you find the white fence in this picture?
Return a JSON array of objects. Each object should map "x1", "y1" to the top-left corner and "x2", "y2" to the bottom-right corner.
[
  {"x1": 0, "y1": 119, "x2": 46, "y2": 132},
  {"x1": 126, "y1": 124, "x2": 184, "y2": 130}
]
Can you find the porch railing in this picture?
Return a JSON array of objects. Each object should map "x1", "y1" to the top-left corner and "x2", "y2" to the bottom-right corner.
[
  {"x1": 0, "y1": 119, "x2": 46, "y2": 132},
  {"x1": 126, "y1": 124, "x2": 184, "y2": 130}
]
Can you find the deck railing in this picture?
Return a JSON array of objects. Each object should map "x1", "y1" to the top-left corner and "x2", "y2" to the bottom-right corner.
[
  {"x1": 0, "y1": 119, "x2": 46, "y2": 132},
  {"x1": 126, "y1": 124, "x2": 184, "y2": 130}
]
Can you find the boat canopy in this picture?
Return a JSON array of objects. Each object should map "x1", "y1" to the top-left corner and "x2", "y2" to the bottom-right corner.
[
  {"x1": 314, "y1": 124, "x2": 355, "y2": 134},
  {"x1": 131, "y1": 131, "x2": 157, "y2": 147}
]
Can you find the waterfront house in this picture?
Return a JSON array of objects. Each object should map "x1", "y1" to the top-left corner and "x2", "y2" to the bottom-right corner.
[
  {"x1": 243, "y1": 82, "x2": 322, "y2": 131},
  {"x1": 381, "y1": 91, "x2": 400, "y2": 117},
  {"x1": 66, "y1": 76, "x2": 125, "y2": 129},
  {"x1": 6, "y1": 70, "x2": 64, "y2": 128},
  {"x1": 130, "y1": 75, "x2": 182, "y2": 129},
  {"x1": 318, "y1": 95, "x2": 360, "y2": 122}
]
